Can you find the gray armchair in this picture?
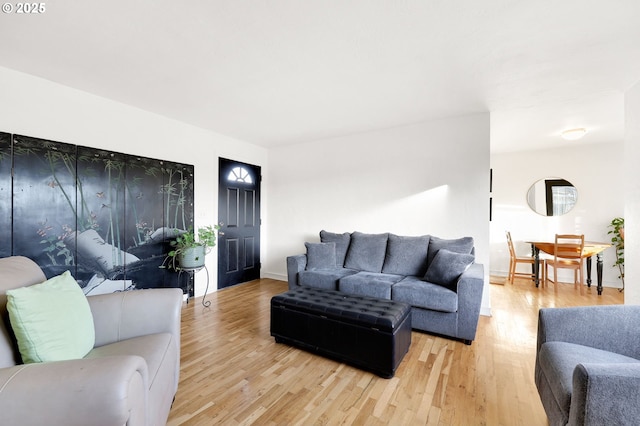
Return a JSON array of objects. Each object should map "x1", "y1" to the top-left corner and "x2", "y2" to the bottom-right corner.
[
  {"x1": 0, "y1": 256, "x2": 182, "y2": 426},
  {"x1": 535, "y1": 305, "x2": 640, "y2": 425}
]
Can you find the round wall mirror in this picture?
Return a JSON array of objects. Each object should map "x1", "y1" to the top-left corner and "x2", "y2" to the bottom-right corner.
[{"x1": 526, "y1": 178, "x2": 578, "y2": 216}]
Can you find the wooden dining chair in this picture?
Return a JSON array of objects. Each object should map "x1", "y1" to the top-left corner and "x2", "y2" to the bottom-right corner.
[
  {"x1": 506, "y1": 231, "x2": 545, "y2": 285},
  {"x1": 545, "y1": 234, "x2": 585, "y2": 294}
]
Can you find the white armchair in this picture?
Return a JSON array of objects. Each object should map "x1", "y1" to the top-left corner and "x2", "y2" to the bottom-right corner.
[{"x1": 0, "y1": 256, "x2": 182, "y2": 426}]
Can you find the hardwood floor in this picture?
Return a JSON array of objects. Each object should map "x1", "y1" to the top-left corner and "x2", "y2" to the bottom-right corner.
[{"x1": 167, "y1": 277, "x2": 623, "y2": 425}]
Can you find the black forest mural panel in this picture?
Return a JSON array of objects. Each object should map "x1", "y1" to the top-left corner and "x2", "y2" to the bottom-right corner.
[
  {"x1": 0, "y1": 133, "x2": 12, "y2": 258},
  {"x1": 12, "y1": 135, "x2": 78, "y2": 278},
  {"x1": 2, "y1": 132, "x2": 194, "y2": 295}
]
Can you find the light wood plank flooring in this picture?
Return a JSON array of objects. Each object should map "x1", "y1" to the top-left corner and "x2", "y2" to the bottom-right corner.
[{"x1": 167, "y1": 277, "x2": 623, "y2": 425}]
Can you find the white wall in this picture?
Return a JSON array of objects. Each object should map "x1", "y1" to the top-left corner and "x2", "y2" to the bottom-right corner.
[
  {"x1": 625, "y1": 81, "x2": 640, "y2": 304},
  {"x1": 0, "y1": 66, "x2": 268, "y2": 297},
  {"x1": 490, "y1": 143, "x2": 625, "y2": 288},
  {"x1": 265, "y1": 113, "x2": 492, "y2": 315}
]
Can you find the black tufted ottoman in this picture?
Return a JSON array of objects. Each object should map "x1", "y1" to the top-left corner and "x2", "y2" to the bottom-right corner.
[{"x1": 270, "y1": 287, "x2": 412, "y2": 378}]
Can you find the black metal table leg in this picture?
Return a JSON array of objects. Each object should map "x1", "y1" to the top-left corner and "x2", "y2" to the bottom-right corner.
[
  {"x1": 597, "y1": 253, "x2": 604, "y2": 295},
  {"x1": 586, "y1": 256, "x2": 592, "y2": 287},
  {"x1": 532, "y1": 245, "x2": 540, "y2": 287}
]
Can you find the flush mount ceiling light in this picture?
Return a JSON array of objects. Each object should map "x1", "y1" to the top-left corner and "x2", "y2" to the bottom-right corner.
[{"x1": 561, "y1": 128, "x2": 587, "y2": 141}]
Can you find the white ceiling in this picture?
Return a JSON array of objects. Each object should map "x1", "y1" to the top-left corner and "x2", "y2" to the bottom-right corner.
[{"x1": 1, "y1": 1, "x2": 639, "y2": 152}]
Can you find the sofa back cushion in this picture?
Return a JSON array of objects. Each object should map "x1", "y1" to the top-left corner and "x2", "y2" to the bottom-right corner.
[
  {"x1": 344, "y1": 232, "x2": 389, "y2": 273},
  {"x1": 427, "y1": 236, "x2": 475, "y2": 267},
  {"x1": 320, "y1": 230, "x2": 352, "y2": 267},
  {"x1": 381, "y1": 234, "x2": 430, "y2": 276}
]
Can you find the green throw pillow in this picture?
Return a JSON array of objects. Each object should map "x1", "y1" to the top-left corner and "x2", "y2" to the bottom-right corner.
[{"x1": 6, "y1": 271, "x2": 95, "y2": 363}]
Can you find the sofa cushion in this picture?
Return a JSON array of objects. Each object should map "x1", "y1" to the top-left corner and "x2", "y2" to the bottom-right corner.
[
  {"x1": 393, "y1": 276, "x2": 458, "y2": 313},
  {"x1": 424, "y1": 249, "x2": 475, "y2": 288},
  {"x1": 338, "y1": 272, "x2": 404, "y2": 300},
  {"x1": 344, "y1": 232, "x2": 389, "y2": 273},
  {"x1": 427, "y1": 236, "x2": 474, "y2": 267},
  {"x1": 299, "y1": 269, "x2": 358, "y2": 291},
  {"x1": 320, "y1": 230, "x2": 352, "y2": 267},
  {"x1": 6, "y1": 271, "x2": 95, "y2": 363},
  {"x1": 305, "y1": 242, "x2": 337, "y2": 271},
  {"x1": 537, "y1": 341, "x2": 640, "y2": 419},
  {"x1": 381, "y1": 234, "x2": 430, "y2": 276}
]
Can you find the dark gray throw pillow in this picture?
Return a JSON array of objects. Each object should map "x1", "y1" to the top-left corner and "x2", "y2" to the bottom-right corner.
[
  {"x1": 320, "y1": 230, "x2": 351, "y2": 267},
  {"x1": 305, "y1": 242, "x2": 337, "y2": 271},
  {"x1": 424, "y1": 249, "x2": 475, "y2": 288},
  {"x1": 427, "y1": 236, "x2": 474, "y2": 267},
  {"x1": 344, "y1": 232, "x2": 389, "y2": 273}
]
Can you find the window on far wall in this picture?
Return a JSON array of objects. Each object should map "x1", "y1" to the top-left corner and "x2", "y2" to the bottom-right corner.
[
  {"x1": 546, "y1": 179, "x2": 578, "y2": 216},
  {"x1": 227, "y1": 166, "x2": 253, "y2": 184}
]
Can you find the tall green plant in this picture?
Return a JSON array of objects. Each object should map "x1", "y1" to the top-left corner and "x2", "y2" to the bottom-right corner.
[{"x1": 607, "y1": 217, "x2": 624, "y2": 290}]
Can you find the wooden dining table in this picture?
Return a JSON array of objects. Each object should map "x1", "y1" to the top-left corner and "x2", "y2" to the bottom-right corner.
[{"x1": 527, "y1": 241, "x2": 612, "y2": 295}]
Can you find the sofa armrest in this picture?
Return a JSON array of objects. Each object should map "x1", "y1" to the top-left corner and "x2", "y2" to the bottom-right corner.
[
  {"x1": 569, "y1": 363, "x2": 640, "y2": 425},
  {"x1": 88, "y1": 287, "x2": 182, "y2": 347},
  {"x1": 0, "y1": 356, "x2": 147, "y2": 426},
  {"x1": 286, "y1": 254, "x2": 307, "y2": 290},
  {"x1": 537, "y1": 305, "x2": 640, "y2": 358},
  {"x1": 455, "y1": 263, "x2": 485, "y2": 342}
]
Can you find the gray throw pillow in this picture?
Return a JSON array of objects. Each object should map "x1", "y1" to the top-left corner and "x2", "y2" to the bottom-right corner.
[
  {"x1": 343, "y1": 232, "x2": 389, "y2": 273},
  {"x1": 305, "y1": 242, "x2": 337, "y2": 270},
  {"x1": 424, "y1": 249, "x2": 475, "y2": 288},
  {"x1": 427, "y1": 236, "x2": 474, "y2": 267},
  {"x1": 320, "y1": 230, "x2": 352, "y2": 267},
  {"x1": 381, "y1": 234, "x2": 430, "y2": 276}
]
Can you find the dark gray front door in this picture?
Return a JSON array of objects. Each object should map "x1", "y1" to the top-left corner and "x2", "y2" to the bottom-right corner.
[{"x1": 217, "y1": 158, "x2": 261, "y2": 289}]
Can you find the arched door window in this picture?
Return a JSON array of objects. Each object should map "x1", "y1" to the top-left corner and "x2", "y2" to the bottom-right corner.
[{"x1": 227, "y1": 166, "x2": 253, "y2": 184}]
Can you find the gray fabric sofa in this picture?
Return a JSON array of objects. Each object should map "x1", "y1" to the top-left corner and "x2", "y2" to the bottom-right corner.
[
  {"x1": 286, "y1": 231, "x2": 485, "y2": 344},
  {"x1": 0, "y1": 256, "x2": 182, "y2": 426},
  {"x1": 535, "y1": 305, "x2": 640, "y2": 426}
]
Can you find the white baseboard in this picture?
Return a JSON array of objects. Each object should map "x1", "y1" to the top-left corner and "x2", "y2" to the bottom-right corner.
[
  {"x1": 480, "y1": 306, "x2": 492, "y2": 317},
  {"x1": 262, "y1": 272, "x2": 287, "y2": 282}
]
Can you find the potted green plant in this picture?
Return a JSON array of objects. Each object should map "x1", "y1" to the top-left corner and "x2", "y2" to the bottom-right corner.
[
  {"x1": 162, "y1": 225, "x2": 220, "y2": 270},
  {"x1": 607, "y1": 217, "x2": 624, "y2": 291}
]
